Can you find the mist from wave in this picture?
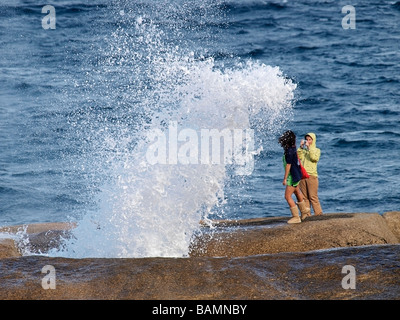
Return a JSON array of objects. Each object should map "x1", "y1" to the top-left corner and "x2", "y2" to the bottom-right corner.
[{"x1": 45, "y1": 1, "x2": 296, "y2": 258}]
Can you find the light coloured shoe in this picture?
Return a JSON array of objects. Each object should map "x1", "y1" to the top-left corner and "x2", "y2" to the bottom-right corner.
[
  {"x1": 288, "y1": 206, "x2": 302, "y2": 224},
  {"x1": 297, "y1": 200, "x2": 311, "y2": 220}
]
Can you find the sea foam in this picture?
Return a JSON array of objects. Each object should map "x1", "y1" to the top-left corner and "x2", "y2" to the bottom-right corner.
[{"x1": 46, "y1": 2, "x2": 296, "y2": 258}]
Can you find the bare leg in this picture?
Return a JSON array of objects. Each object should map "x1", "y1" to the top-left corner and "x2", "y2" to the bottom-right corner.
[
  {"x1": 286, "y1": 186, "x2": 302, "y2": 224},
  {"x1": 293, "y1": 185, "x2": 304, "y2": 203},
  {"x1": 284, "y1": 186, "x2": 296, "y2": 207}
]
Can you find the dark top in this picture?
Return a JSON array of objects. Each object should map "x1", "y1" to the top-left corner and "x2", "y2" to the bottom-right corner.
[{"x1": 285, "y1": 147, "x2": 302, "y2": 183}]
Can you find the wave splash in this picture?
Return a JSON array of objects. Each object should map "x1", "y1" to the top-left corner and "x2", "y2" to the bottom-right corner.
[{"x1": 47, "y1": 2, "x2": 296, "y2": 258}]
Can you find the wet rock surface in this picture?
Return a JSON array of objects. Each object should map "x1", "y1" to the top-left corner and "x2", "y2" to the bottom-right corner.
[
  {"x1": 190, "y1": 212, "x2": 399, "y2": 257},
  {"x1": 0, "y1": 212, "x2": 399, "y2": 300}
]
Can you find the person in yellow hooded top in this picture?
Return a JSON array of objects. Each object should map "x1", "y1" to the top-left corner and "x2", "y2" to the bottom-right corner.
[{"x1": 297, "y1": 133, "x2": 323, "y2": 216}]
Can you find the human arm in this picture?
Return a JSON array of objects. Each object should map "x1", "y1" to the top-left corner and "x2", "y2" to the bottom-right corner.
[{"x1": 308, "y1": 147, "x2": 320, "y2": 162}]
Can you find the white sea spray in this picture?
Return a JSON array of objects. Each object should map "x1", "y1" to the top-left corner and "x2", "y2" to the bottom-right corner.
[{"x1": 45, "y1": 1, "x2": 296, "y2": 258}]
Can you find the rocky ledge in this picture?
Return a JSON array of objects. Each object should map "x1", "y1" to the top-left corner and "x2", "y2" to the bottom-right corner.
[{"x1": 0, "y1": 212, "x2": 399, "y2": 300}]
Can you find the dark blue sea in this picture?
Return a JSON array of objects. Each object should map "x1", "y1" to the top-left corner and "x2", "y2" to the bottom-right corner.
[{"x1": 1, "y1": 0, "x2": 399, "y2": 257}]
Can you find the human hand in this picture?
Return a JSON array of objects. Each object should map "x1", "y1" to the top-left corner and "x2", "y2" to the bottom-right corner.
[
  {"x1": 301, "y1": 139, "x2": 309, "y2": 149},
  {"x1": 282, "y1": 179, "x2": 287, "y2": 186}
]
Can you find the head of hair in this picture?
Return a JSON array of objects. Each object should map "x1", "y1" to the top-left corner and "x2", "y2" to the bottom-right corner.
[{"x1": 278, "y1": 130, "x2": 296, "y2": 150}]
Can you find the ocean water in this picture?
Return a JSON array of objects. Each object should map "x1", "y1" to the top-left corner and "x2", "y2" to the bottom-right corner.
[{"x1": 0, "y1": 0, "x2": 399, "y2": 257}]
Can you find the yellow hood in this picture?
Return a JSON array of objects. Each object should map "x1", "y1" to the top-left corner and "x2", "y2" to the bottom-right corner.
[{"x1": 305, "y1": 132, "x2": 317, "y2": 148}]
